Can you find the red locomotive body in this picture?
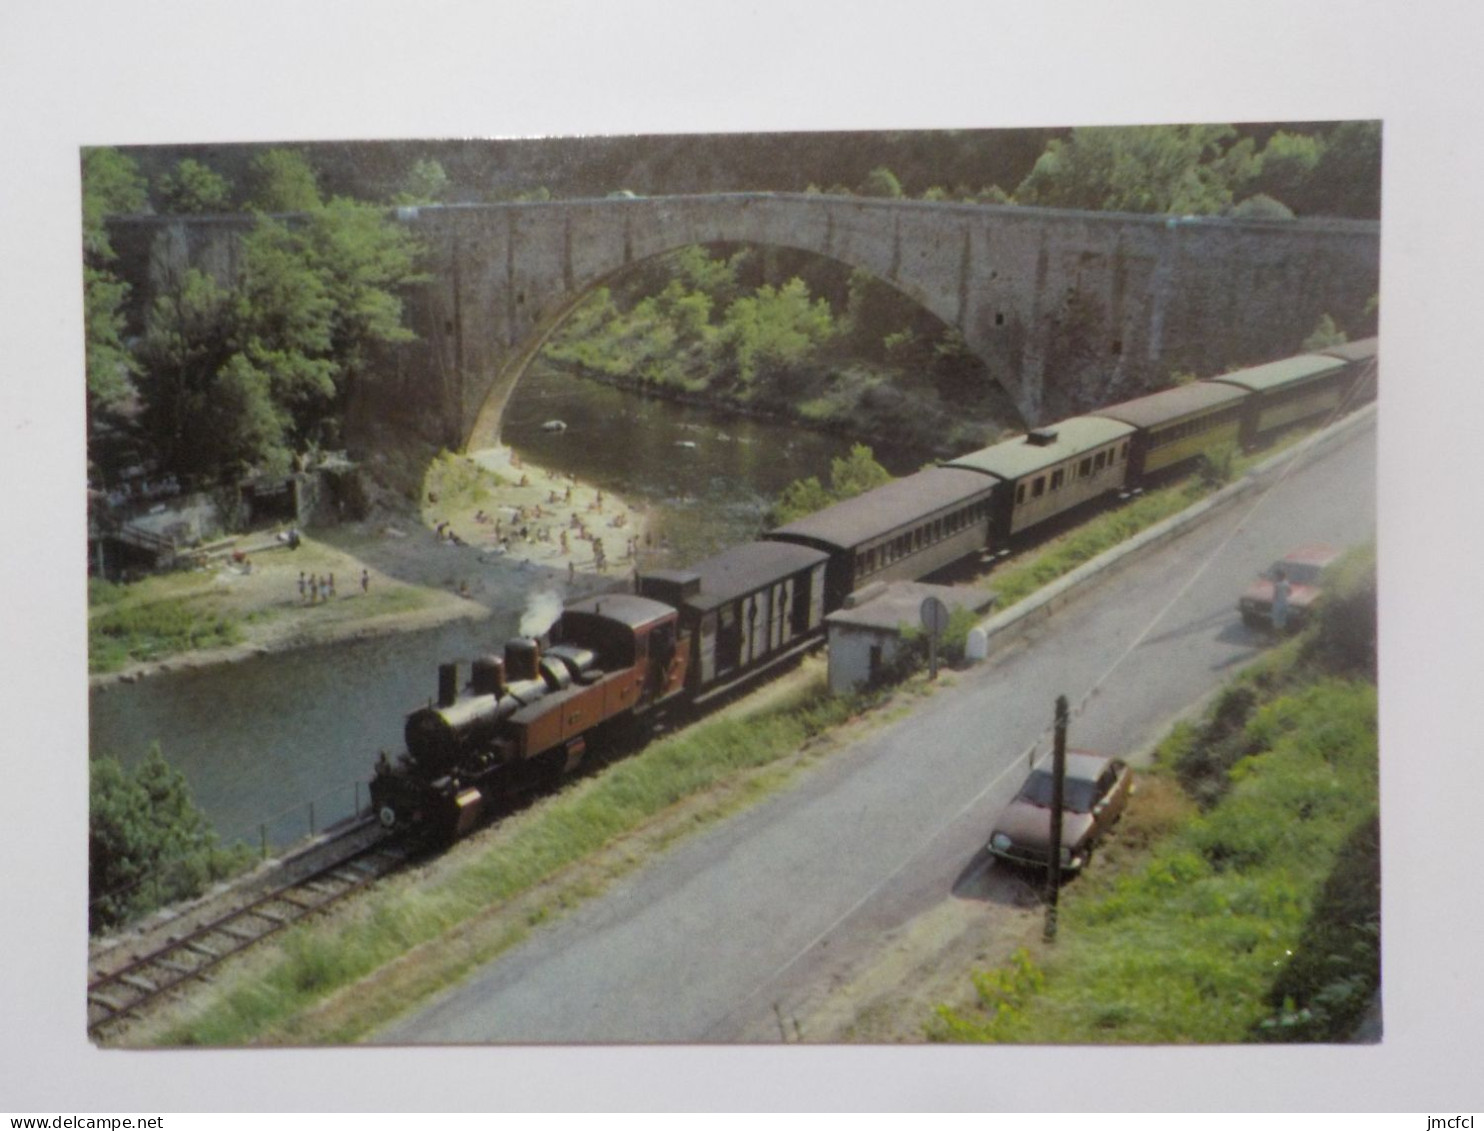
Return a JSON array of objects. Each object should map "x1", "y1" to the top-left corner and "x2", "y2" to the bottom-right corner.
[{"x1": 371, "y1": 594, "x2": 687, "y2": 842}]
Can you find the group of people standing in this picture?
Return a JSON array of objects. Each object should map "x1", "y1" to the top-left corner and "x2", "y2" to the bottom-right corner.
[{"x1": 299, "y1": 568, "x2": 371, "y2": 604}]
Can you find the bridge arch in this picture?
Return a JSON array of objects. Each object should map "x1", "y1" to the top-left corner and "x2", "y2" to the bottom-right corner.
[{"x1": 462, "y1": 236, "x2": 1022, "y2": 450}]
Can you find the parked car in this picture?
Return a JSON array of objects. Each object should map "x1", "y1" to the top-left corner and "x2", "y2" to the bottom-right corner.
[
  {"x1": 1238, "y1": 543, "x2": 1343, "y2": 630},
  {"x1": 986, "y1": 752, "x2": 1134, "y2": 873}
]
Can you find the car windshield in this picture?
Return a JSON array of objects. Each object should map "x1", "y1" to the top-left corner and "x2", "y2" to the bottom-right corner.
[
  {"x1": 1018, "y1": 769, "x2": 1099, "y2": 813},
  {"x1": 1272, "y1": 561, "x2": 1323, "y2": 585}
]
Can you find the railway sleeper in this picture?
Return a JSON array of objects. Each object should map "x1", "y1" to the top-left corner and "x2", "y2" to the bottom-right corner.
[
  {"x1": 153, "y1": 956, "x2": 197, "y2": 976},
  {"x1": 213, "y1": 922, "x2": 263, "y2": 943},
  {"x1": 119, "y1": 973, "x2": 158, "y2": 994}
]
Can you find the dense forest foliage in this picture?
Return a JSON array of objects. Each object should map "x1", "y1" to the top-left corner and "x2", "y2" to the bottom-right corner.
[
  {"x1": 85, "y1": 148, "x2": 427, "y2": 489},
  {"x1": 112, "y1": 123, "x2": 1380, "y2": 219}
]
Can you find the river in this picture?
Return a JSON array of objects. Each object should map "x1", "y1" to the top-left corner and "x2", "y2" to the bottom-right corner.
[{"x1": 88, "y1": 362, "x2": 933, "y2": 847}]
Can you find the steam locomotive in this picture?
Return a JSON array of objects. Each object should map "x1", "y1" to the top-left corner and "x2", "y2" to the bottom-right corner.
[{"x1": 370, "y1": 340, "x2": 1377, "y2": 842}]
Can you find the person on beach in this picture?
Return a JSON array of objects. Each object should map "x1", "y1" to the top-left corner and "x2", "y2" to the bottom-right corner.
[
  {"x1": 298, "y1": 572, "x2": 306, "y2": 600},
  {"x1": 361, "y1": 568, "x2": 369, "y2": 594}
]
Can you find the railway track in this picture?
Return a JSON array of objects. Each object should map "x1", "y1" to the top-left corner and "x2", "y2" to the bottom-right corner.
[{"x1": 87, "y1": 835, "x2": 413, "y2": 1038}]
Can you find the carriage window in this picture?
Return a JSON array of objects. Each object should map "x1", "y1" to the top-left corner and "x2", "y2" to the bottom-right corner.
[
  {"x1": 1094, "y1": 451, "x2": 1106, "y2": 471},
  {"x1": 1079, "y1": 457, "x2": 1092, "y2": 477},
  {"x1": 1016, "y1": 484, "x2": 1026, "y2": 505},
  {"x1": 1032, "y1": 476, "x2": 1046, "y2": 498},
  {"x1": 1120, "y1": 441, "x2": 1128, "y2": 459},
  {"x1": 1051, "y1": 469, "x2": 1064, "y2": 490}
]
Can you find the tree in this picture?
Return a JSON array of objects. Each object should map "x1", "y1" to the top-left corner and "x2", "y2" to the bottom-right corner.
[
  {"x1": 1252, "y1": 130, "x2": 1325, "y2": 215},
  {"x1": 84, "y1": 267, "x2": 137, "y2": 414},
  {"x1": 858, "y1": 166, "x2": 905, "y2": 198},
  {"x1": 90, "y1": 745, "x2": 251, "y2": 933},
  {"x1": 721, "y1": 278, "x2": 837, "y2": 386},
  {"x1": 157, "y1": 158, "x2": 233, "y2": 214},
  {"x1": 1302, "y1": 314, "x2": 1347, "y2": 352},
  {"x1": 136, "y1": 268, "x2": 242, "y2": 476},
  {"x1": 1229, "y1": 194, "x2": 1295, "y2": 221},
  {"x1": 1311, "y1": 121, "x2": 1382, "y2": 219},
  {"x1": 392, "y1": 158, "x2": 450, "y2": 205},
  {"x1": 829, "y1": 442, "x2": 893, "y2": 498},
  {"x1": 134, "y1": 198, "x2": 423, "y2": 483},
  {"x1": 245, "y1": 148, "x2": 323, "y2": 212},
  {"x1": 81, "y1": 147, "x2": 148, "y2": 261},
  {"x1": 771, "y1": 475, "x2": 834, "y2": 525},
  {"x1": 1014, "y1": 125, "x2": 1258, "y2": 215},
  {"x1": 297, "y1": 197, "x2": 424, "y2": 400},
  {"x1": 771, "y1": 444, "x2": 892, "y2": 524},
  {"x1": 82, "y1": 148, "x2": 149, "y2": 420}
]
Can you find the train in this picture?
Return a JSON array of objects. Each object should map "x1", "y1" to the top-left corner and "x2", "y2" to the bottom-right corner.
[{"x1": 370, "y1": 338, "x2": 1377, "y2": 842}]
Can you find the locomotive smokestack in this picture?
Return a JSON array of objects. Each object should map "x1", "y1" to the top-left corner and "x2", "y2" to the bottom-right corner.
[
  {"x1": 438, "y1": 662, "x2": 459, "y2": 707},
  {"x1": 471, "y1": 654, "x2": 506, "y2": 697}
]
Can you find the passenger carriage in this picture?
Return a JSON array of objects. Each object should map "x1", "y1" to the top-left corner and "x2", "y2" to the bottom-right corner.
[
  {"x1": 1089, "y1": 382, "x2": 1247, "y2": 481},
  {"x1": 943, "y1": 417, "x2": 1134, "y2": 543},
  {"x1": 764, "y1": 467, "x2": 998, "y2": 613},
  {"x1": 1207, "y1": 354, "x2": 1350, "y2": 447}
]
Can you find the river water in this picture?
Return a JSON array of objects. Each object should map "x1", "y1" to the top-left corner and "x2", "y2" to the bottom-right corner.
[{"x1": 89, "y1": 362, "x2": 930, "y2": 846}]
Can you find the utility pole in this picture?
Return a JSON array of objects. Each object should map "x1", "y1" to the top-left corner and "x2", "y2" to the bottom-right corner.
[{"x1": 1043, "y1": 694, "x2": 1069, "y2": 942}]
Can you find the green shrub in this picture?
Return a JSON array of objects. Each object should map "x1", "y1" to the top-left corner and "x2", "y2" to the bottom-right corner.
[{"x1": 90, "y1": 745, "x2": 254, "y2": 933}]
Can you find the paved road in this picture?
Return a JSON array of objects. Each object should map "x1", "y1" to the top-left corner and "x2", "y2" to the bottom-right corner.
[{"x1": 377, "y1": 422, "x2": 1376, "y2": 1044}]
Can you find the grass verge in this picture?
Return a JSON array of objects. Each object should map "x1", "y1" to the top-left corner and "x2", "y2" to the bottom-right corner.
[{"x1": 89, "y1": 592, "x2": 244, "y2": 674}]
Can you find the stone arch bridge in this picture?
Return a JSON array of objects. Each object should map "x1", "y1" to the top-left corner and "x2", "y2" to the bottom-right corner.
[{"x1": 112, "y1": 194, "x2": 1379, "y2": 450}]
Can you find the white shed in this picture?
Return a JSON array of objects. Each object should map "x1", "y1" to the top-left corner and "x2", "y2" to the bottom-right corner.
[{"x1": 824, "y1": 581, "x2": 996, "y2": 694}]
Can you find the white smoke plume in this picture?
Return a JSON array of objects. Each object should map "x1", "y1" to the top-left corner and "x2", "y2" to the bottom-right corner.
[{"x1": 519, "y1": 589, "x2": 564, "y2": 638}]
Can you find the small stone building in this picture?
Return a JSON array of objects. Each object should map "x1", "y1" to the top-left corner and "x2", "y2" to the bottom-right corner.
[{"x1": 824, "y1": 580, "x2": 997, "y2": 694}]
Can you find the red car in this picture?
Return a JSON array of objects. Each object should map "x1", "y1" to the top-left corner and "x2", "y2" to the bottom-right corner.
[
  {"x1": 1238, "y1": 543, "x2": 1343, "y2": 630},
  {"x1": 986, "y1": 752, "x2": 1134, "y2": 873}
]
